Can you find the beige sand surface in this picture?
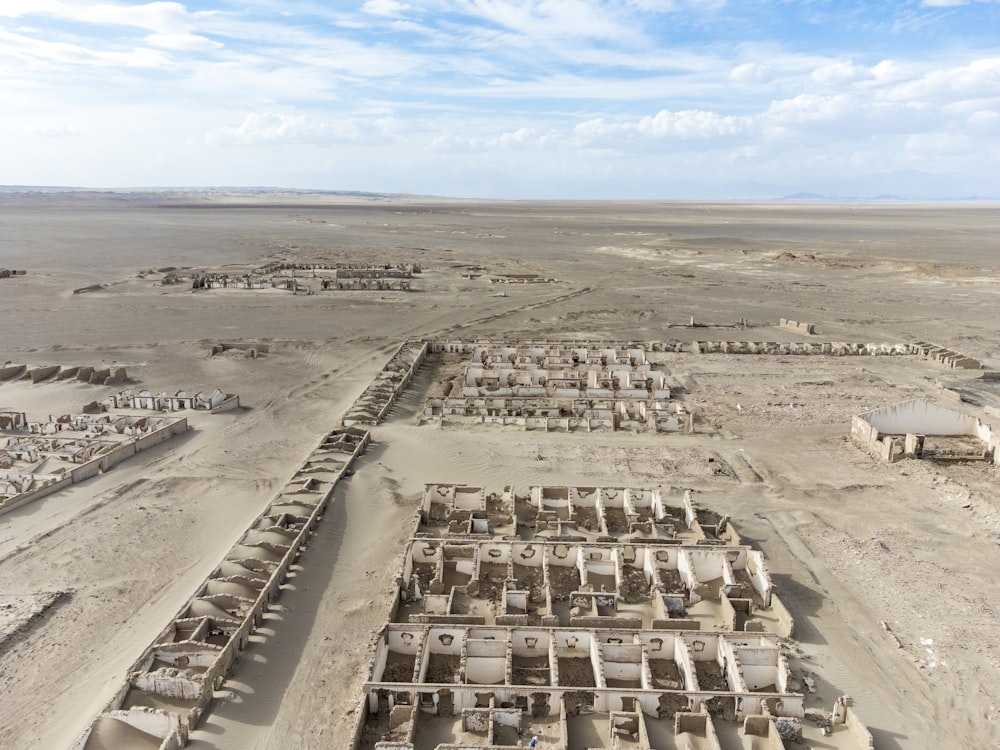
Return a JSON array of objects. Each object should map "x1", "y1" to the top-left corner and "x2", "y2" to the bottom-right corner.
[{"x1": 0, "y1": 193, "x2": 998, "y2": 749}]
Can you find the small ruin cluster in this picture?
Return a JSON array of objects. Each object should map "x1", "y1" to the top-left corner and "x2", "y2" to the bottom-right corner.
[
  {"x1": 103, "y1": 387, "x2": 239, "y2": 413},
  {"x1": 422, "y1": 342, "x2": 691, "y2": 432},
  {"x1": 488, "y1": 274, "x2": 558, "y2": 284},
  {"x1": 0, "y1": 412, "x2": 187, "y2": 514},
  {"x1": 181, "y1": 261, "x2": 417, "y2": 294}
]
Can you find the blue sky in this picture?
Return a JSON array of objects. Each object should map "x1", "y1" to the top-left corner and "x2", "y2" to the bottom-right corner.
[{"x1": 1, "y1": 0, "x2": 998, "y2": 198}]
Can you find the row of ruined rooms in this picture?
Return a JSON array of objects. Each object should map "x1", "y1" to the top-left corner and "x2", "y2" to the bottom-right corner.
[
  {"x1": 369, "y1": 627, "x2": 790, "y2": 696},
  {"x1": 357, "y1": 691, "x2": 865, "y2": 750},
  {"x1": 189, "y1": 274, "x2": 412, "y2": 292},
  {"x1": 433, "y1": 337, "x2": 980, "y2": 369},
  {"x1": 466, "y1": 346, "x2": 649, "y2": 368},
  {"x1": 102, "y1": 387, "x2": 237, "y2": 413},
  {"x1": 362, "y1": 700, "x2": 861, "y2": 750},
  {"x1": 252, "y1": 260, "x2": 420, "y2": 275},
  {"x1": 454, "y1": 366, "x2": 671, "y2": 397},
  {"x1": 343, "y1": 340, "x2": 429, "y2": 426},
  {"x1": 396, "y1": 539, "x2": 788, "y2": 635},
  {"x1": 73, "y1": 428, "x2": 372, "y2": 750},
  {"x1": 422, "y1": 397, "x2": 691, "y2": 433},
  {"x1": 162, "y1": 262, "x2": 415, "y2": 283},
  {"x1": 0, "y1": 411, "x2": 181, "y2": 440},
  {"x1": 417, "y1": 485, "x2": 733, "y2": 544},
  {"x1": 358, "y1": 628, "x2": 870, "y2": 750},
  {"x1": 395, "y1": 485, "x2": 791, "y2": 670}
]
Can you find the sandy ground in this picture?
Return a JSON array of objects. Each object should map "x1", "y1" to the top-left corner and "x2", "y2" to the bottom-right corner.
[{"x1": 0, "y1": 193, "x2": 998, "y2": 749}]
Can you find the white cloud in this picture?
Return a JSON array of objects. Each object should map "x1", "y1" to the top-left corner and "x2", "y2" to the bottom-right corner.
[
  {"x1": 0, "y1": 29, "x2": 171, "y2": 68},
  {"x1": 203, "y1": 112, "x2": 409, "y2": 147},
  {"x1": 729, "y1": 62, "x2": 771, "y2": 83},
  {"x1": 144, "y1": 32, "x2": 220, "y2": 50},
  {"x1": 882, "y1": 56, "x2": 1000, "y2": 102},
  {"x1": 488, "y1": 127, "x2": 540, "y2": 147},
  {"x1": 764, "y1": 94, "x2": 853, "y2": 125},
  {"x1": 871, "y1": 59, "x2": 909, "y2": 84},
  {"x1": 637, "y1": 109, "x2": 750, "y2": 138},
  {"x1": 625, "y1": 0, "x2": 726, "y2": 10},
  {"x1": 204, "y1": 112, "x2": 351, "y2": 146},
  {"x1": 75, "y1": 2, "x2": 195, "y2": 32},
  {"x1": 811, "y1": 60, "x2": 869, "y2": 86},
  {"x1": 362, "y1": 0, "x2": 410, "y2": 16},
  {"x1": 573, "y1": 117, "x2": 622, "y2": 140},
  {"x1": 967, "y1": 109, "x2": 999, "y2": 129},
  {"x1": 0, "y1": 1, "x2": 66, "y2": 18},
  {"x1": 453, "y1": 0, "x2": 635, "y2": 41}
]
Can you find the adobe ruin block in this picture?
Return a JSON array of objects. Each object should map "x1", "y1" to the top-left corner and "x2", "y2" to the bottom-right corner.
[
  {"x1": 189, "y1": 260, "x2": 417, "y2": 294},
  {"x1": 352, "y1": 482, "x2": 872, "y2": 749},
  {"x1": 421, "y1": 341, "x2": 691, "y2": 433},
  {"x1": 343, "y1": 340, "x2": 428, "y2": 426},
  {"x1": 909, "y1": 342, "x2": 981, "y2": 369},
  {"x1": 778, "y1": 318, "x2": 816, "y2": 335},
  {"x1": 1, "y1": 412, "x2": 188, "y2": 515},
  {"x1": 851, "y1": 398, "x2": 999, "y2": 465},
  {"x1": 105, "y1": 387, "x2": 239, "y2": 413},
  {"x1": 72, "y1": 427, "x2": 370, "y2": 750}
]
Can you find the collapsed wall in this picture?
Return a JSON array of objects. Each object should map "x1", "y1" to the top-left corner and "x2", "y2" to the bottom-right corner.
[
  {"x1": 910, "y1": 342, "x2": 981, "y2": 369},
  {"x1": 0, "y1": 362, "x2": 128, "y2": 385},
  {"x1": 691, "y1": 340, "x2": 983, "y2": 370},
  {"x1": 778, "y1": 319, "x2": 816, "y2": 335},
  {"x1": 692, "y1": 341, "x2": 911, "y2": 356}
]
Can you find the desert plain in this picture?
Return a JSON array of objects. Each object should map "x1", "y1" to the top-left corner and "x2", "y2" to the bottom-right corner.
[{"x1": 0, "y1": 192, "x2": 998, "y2": 750}]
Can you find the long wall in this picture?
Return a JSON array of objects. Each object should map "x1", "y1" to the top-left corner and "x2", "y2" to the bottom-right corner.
[
  {"x1": 343, "y1": 339, "x2": 428, "y2": 426},
  {"x1": 71, "y1": 426, "x2": 370, "y2": 750}
]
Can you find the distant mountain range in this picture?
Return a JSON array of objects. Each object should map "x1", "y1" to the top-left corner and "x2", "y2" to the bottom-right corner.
[{"x1": 0, "y1": 177, "x2": 995, "y2": 202}]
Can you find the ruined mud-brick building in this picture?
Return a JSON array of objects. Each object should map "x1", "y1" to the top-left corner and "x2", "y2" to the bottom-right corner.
[
  {"x1": 72, "y1": 428, "x2": 370, "y2": 750},
  {"x1": 0, "y1": 413, "x2": 187, "y2": 515},
  {"x1": 190, "y1": 261, "x2": 416, "y2": 294},
  {"x1": 422, "y1": 342, "x2": 691, "y2": 433},
  {"x1": 851, "y1": 398, "x2": 1000, "y2": 465},
  {"x1": 105, "y1": 387, "x2": 240, "y2": 413},
  {"x1": 353, "y1": 484, "x2": 874, "y2": 750},
  {"x1": 489, "y1": 274, "x2": 558, "y2": 284}
]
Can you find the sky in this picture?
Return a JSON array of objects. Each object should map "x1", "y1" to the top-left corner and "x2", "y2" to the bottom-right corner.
[{"x1": 0, "y1": 0, "x2": 998, "y2": 199}]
